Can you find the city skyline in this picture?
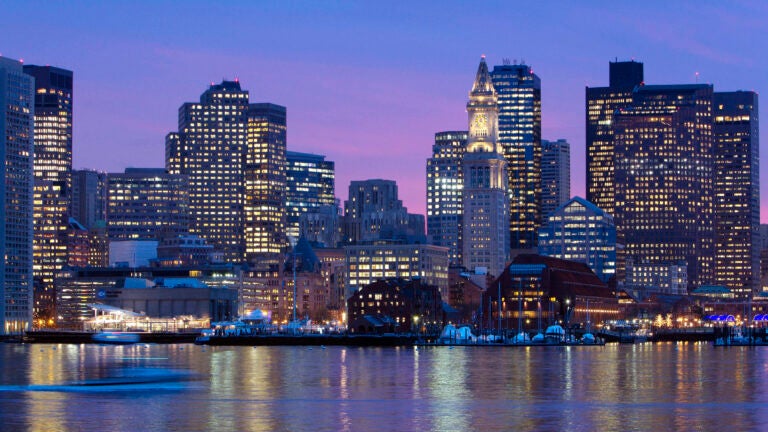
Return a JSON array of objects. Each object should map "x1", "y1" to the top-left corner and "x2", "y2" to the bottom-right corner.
[{"x1": 3, "y1": 1, "x2": 768, "y2": 221}]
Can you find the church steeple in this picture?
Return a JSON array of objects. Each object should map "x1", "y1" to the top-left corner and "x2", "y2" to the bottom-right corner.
[{"x1": 471, "y1": 55, "x2": 495, "y2": 96}]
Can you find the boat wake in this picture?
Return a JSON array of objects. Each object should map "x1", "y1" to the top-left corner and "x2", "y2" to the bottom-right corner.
[{"x1": 0, "y1": 368, "x2": 200, "y2": 393}]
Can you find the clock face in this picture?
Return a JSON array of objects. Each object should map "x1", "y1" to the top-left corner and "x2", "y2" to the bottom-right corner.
[{"x1": 473, "y1": 113, "x2": 488, "y2": 129}]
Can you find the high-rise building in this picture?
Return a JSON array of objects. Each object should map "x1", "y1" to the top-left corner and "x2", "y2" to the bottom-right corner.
[
  {"x1": 24, "y1": 65, "x2": 73, "y2": 325},
  {"x1": 0, "y1": 57, "x2": 35, "y2": 334},
  {"x1": 490, "y1": 62, "x2": 541, "y2": 249},
  {"x1": 106, "y1": 168, "x2": 190, "y2": 241},
  {"x1": 167, "y1": 81, "x2": 249, "y2": 262},
  {"x1": 343, "y1": 179, "x2": 425, "y2": 245},
  {"x1": 285, "y1": 151, "x2": 335, "y2": 245},
  {"x1": 71, "y1": 169, "x2": 107, "y2": 229},
  {"x1": 713, "y1": 91, "x2": 760, "y2": 299},
  {"x1": 300, "y1": 203, "x2": 342, "y2": 248},
  {"x1": 245, "y1": 103, "x2": 287, "y2": 260},
  {"x1": 540, "y1": 139, "x2": 570, "y2": 219},
  {"x1": 614, "y1": 84, "x2": 714, "y2": 291},
  {"x1": 462, "y1": 56, "x2": 510, "y2": 276},
  {"x1": 426, "y1": 131, "x2": 467, "y2": 265},
  {"x1": 538, "y1": 197, "x2": 616, "y2": 282},
  {"x1": 586, "y1": 60, "x2": 644, "y2": 216}
]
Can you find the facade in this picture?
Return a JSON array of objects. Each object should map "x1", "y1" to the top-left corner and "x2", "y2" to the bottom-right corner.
[
  {"x1": 299, "y1": 204, "x2": 342, "y2": 248},
  {"x1": 0, "y1": 57, "x2": 35, "y2": 334},
  {"x1": 347, "y1": 278, "x2": 443, "y2": 334},
  {"x1": 586, "y1": 60, "x2": 644, "y2": 216},
  {"x1": 540, "y1": 139, "x2": 570, "y2": 219},
  {"x1": 55, "y1": 265, "x2": 241, "y2": 328},
  {"x1": 285, "y1": 151, "x2": 335, "y2": 245},
  {"x1": 614, "y1": 84, "x2": 715, "y2": 289},
  {"x1": 343, "y1": 179, "x2": 425, "y2": 244},
  {"x1": 490, "y1": 62, "x2": 541, "y2": 250},
  {"x1": 246, "y1": 103, "x2": 287, "y2": 260},
  {"x1": 109, "y1": 240, "x2": 158, "y2": 267},
  {"x1": 345, "y1": 244, "x2": 450, "y2": 300},
  {"x1": 156, "y1": 234, "x2": 215, "y2": 267},
  {"x1": 462, "y1": 56, "x2": 510, "y2": 276},
  {"x1": 24, "y1": 65, "x2": 73, "y2": 326},
  {"x1": 426, "y1": 131, "x2": 467, "y2": 266},
  {"x1": 481, "y1": 255, "x2": 619, "y2": 332},
  {"x1": 447, "y1": 269, "x2": 485, "y2": 324},
  {"x1": 624, "y1": 260, "x2": 688, "y2": 297},
  {"x1": 71, "y1": 169, "x2": 107, "y2": 229},
  {"x1": 713, "y1": 91, "x2": 760, "y2": 300},
  {"x1": 106, "y1": 168, "x2": 189, "y2": 240},
  {"x1": 166, "y1": 81, "x2": 249, "y2": 263},
  {"x1": 538, "y1": 197, "x2": 617, "y2": 283}
]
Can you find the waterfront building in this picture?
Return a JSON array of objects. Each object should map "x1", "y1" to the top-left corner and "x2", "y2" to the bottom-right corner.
[
  {"x1": 285, "y1": 151, "x2": 335, "y2": 246},
  {"x1": 540, "y1": 139, "x2": 570, "y2": 219},
  {"x1": 538, "y1": 197, "x2": 617, "y2": 283},
  {"x1": 586, "y1": 60, "x2": 644, "y2": 216},
  {"x1": 347, "y1": 278, "x2": 443, "y2": 334},
  {"x1": 345, "y1": 244, "x2": 449, "y2": 300},
  {"x1": 447, "y1": 268, "x2": 485, "y2": 323},
  {"x1": 342, "y1": 179, "x2": 425, "y2": 244},
  {"x1": 0, "y1": 57, "x2": 35, "y2": 334},
  {"x1": 315, "y1": 247, "x2": 347, "y2": 322},
  {"x1": 462, "y1": 56, "x2": 510, "y2": 276},
  {"x1": 166, "y1": 81, "x2": 249, "y2": 263},
  {"x1": 55, "y1": 264, "x2": 241, "y2": 328},
  {"x1": 713, "y1": 91, "x2": 759, "y2": 300},
  {"x1": 246, "y1": 103, "x2": 287, "y2": 260},
  {"x1": 156, "y1": 234, "x2": 215, "y2": 267},
  {"x1": 613, "y1": 84, "x2": 714, "y2": 290},
  {"x1": 490, "y1": 62, "x2": 541, "y2": 250},
  {"x1": 426, "y1": 131, "x2": 467, "y2": 266},
  {"x1": 106, "y1": 168, "x2": 189, "y2": 241},
  {"x1": 24, "y1": 65, "x2": 73, "y2": 326},
  {"x1": 71, "y1": 169, "x2": 107, "y2": 229},
  {"x1": 624, "y1": 259, "x2": 688, "y2": 297},
  {"x1": 481, "y1": 254, "x2": 619, "y2": 332},
  {"x1": 299, "y1": 203, "x2": 342, "y2": 248}
]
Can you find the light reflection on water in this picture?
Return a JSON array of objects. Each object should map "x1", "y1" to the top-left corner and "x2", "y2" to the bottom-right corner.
[{"x1": 1, "y1": 343, "x2": 768, "y2": 431}]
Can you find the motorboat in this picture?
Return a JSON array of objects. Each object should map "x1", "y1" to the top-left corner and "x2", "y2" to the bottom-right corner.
[{"x1": 92, "y1": 332, "x2": 140, "y2": 345}]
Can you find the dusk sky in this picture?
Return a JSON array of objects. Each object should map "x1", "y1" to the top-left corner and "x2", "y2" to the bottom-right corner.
[{"x1": 5, "y1": 1, "x2": 768, "y2": 221}]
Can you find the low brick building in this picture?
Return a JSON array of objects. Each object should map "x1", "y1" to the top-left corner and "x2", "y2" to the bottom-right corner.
[{"x1": 347, "y1": 278, "x2": 443, "y2": 333}]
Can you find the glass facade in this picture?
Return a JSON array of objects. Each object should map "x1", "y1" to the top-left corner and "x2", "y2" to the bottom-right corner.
[
  {"x1": 0, "y1": 57, "x2": 35, "y2": 334},
  {"x1": 713, "y1": 91, "x2": 760, "y2": 299},
  {"x1": 106, "y1": 168, "x2": 190, "y2": 240},
  {"x1": 285, "y1": 151, "x2": 335, "y2": 245},
  {"x1": 490, "y1": 63, "x2": 541, "y2": 249},
  {"x1": 540, "y1": 139, "x2": 570, "y2": 219},
  {"x1": 426, "y1": 131, "x2": 466, "y2": 266}
]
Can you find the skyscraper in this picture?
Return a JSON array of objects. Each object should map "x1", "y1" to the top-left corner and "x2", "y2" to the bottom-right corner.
[
  {"x1": 23, "y1": 65, "x2": 73, "y2": 324},
  {"x1": 538, "y1": 197, "x2": 616, "y2": 282},
  {"x1": 106, "y1": 168, "x2": 190, "y2": 241},
  {"x1": 246, "y1": 103, "x2": 287, "y2": 260},
  {"x1": 713, "y1": 91, "x2": 760, "y2": 299},
  {"x1": 586, "y1": 60, "x2": 644, "y2": 216},
  {"x1": 462, "y1": 57, "x2": 510, "y2": 276},
  {"x1": 285, "y1": 151, "x2": 335, "y2": 245},
  {"x1": 71, "y1": 169, "x2": 107, "y2": 229},
  {"x1": 540, "y1": 139, "x2": 570, "y2": 219},
  {"x1": 490, "y1": 62, "x2": 541, "y2": 250},
  {"x1": 614, "y1": 84, "x2": 714, "y2": 291},
  {"x1": 167, "y1": 81, "x2": 249, "y2": 263},
  {"x1": 0, "y1": 57, "x2": 35, "y2": 334},
  {"x1": 426, "y1": 131, "x2": 466, "y2": 266},
  {"x1": 343, "y1": 179, "x2": 424, "y2": 244}
]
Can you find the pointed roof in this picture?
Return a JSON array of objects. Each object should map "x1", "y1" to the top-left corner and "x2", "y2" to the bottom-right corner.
[{"x1": 471, "y1": 56, "x2": 495, "y2": 95}]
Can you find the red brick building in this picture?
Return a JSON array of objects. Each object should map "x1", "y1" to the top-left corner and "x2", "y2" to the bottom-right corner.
[{"x1": 347, "y1": 278, "x2": 443, "y2": 333}]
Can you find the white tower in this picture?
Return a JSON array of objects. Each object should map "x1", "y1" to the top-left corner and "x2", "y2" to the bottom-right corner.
[{"x1": 462, "y1": 56, "x2": 510, "y2": 277}]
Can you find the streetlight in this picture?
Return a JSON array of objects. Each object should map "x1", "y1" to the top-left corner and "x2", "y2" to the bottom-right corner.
[{"x1": 413, "y1": 315, "x2": 419, "y2": 336}]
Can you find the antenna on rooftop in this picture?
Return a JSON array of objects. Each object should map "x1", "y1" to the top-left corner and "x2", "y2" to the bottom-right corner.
[{"x1": 502, "y1": 58, "x2": 511, "y2": 66}]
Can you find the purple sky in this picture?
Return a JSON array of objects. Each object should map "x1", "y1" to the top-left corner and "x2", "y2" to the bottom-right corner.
[{"x1": 5, "y1": 1, "x2": 768, "y2": 221}]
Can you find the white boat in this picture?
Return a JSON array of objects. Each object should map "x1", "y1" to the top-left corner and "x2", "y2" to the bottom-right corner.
[{"x1": 92, "y1": 332, "x2": 140, "y2": 345}]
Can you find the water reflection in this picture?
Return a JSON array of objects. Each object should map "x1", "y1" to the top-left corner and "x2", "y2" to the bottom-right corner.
[{"x1": 2, "y1": 343, "x2": 768, "y2": 431}]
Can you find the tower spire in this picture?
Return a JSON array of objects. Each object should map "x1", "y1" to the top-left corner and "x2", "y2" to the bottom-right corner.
[{"x1": 471, "y1": 56, "x2": 495, "y2": 95}]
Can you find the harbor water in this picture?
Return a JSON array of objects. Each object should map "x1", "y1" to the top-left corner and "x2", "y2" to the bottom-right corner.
[{"x1": 1, "y1": 342, "x2": 767, "y2": 431}]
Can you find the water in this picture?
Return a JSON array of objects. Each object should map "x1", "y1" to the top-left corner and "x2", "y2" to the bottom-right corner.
[{"x1": 1, "y1": 343, "x2": 767, "y2": 431}]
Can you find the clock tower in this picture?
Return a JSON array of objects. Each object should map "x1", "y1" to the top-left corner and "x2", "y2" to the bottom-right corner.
[{"x1": 462, "y1": 56, "x2": 510, "y2": 277}]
